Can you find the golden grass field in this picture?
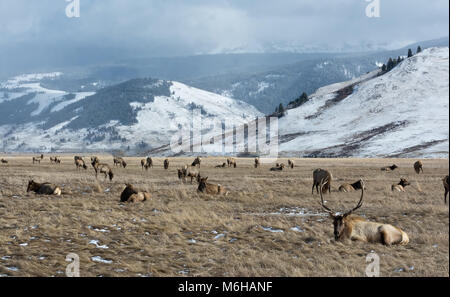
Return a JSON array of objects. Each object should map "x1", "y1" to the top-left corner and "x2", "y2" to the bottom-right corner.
[{"x1": 0, "y1": 155, "x2": 448, "y2": 277}]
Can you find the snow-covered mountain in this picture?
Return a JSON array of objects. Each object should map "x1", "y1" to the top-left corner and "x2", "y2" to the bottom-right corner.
[
  {"x1": 0, "y1": 75, "x2": 262, "y2": 153},
  {"x1": 276, "y1": 47, "x2": 449, "y2": 158}
]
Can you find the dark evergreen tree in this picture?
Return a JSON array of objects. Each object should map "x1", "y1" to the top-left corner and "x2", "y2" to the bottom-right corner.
[
  {"x1": 407, "y1": 48, "x2": 413, "y2": 58},
  {"x1": 387, "y1": 58, "x2": 394, "y2": 71},
  {"x1": 416, "y1": 46, "x2": 422, "y2": 54},
  {"x1": 381, "y1": 64, "x2": 387, "y2": 72},
  {"x1": 397, "y1": 56, "x2": 402, "y2": 64}
]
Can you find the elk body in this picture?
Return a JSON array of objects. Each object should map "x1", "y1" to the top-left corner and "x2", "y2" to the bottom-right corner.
[
  {"x1": 113, "y1": 157, "x2": 127, "y2": 168},
  {"x1": 319, "y1": 179, "x2": 409, "y2": 246},
  {"x1": 312, "y1": 169, "x2": 332, "y2": 194},
  {"x1": 75, "y1": 158, "x2": 87, "y2": 170},
  {"x1": 164, "y1": 159, "x2": 170, "y2": 170},
  {"x1": 391, "y1": 178, "x2": 410, "y2": 192},
  {"x1": 215, "y1": 163, "x2": 227, "y2": 168},
  {"x1": 141, "y1": 157, "x2": 153, "y2": 170},
  {"x1": 339, "y1": 180, "x2": 366, "y2": 192},
  {"x1": 444, "y1": 175, "x2": 449, "y2": 204},
  {"x1": 178, "y1": 166, "x2": 199, "y2": 184},
  {"x1": 381, "y1": 164, "x2": 398, "y2": 171},
  {"x1": 254, "y1": 157, "x2": 260, "y2": 168},
  {"x1": 197, "y1": 177, "x2": 228, "y2": 195},
  {"x1": 192, "y1": 157, "x2": 201, "y2": 168},
  {"x1": 288, "y1": 160, "x2": 294, "y2": 169},
  {"x1": 227, "y1": 158, "x2": 237, "y2": 168},
  {"x1": 1, "y1": 159, "x2": 8, "y2": 164},
  {"x1": 270, "y1": 163, "x2": 285, "y2": 171},
  {"x1": 414, "y1": 161, "x2": 423, "y2": 174},
  {"x1": 27, "y1": 180, "x2": 62, "y2": 196},
  {"x1": 94, "y1": 163, "x2": 114, "y2": 181},
  {"x1": 120, "y1": 184, "x2": 150, "y2": 203}
]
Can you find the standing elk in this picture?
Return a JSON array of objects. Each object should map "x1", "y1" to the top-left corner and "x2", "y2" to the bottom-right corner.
[
  {"x1": 381, "y1": 164, "x2": 398, "y2": 171},
  {"x1": 339, "y1": 180, "x2": 366, "y2": 192},
  {"x1": 312, "y1": 168, "x2": 332, "y2": 194},
  {"x1": 120, "y1": 184, "x2": 150, "y2": 203},
  {"x1": 32, "y1": 156, "x2": 43, "y2": 164},
  {"x1": 414, "y1": 161, "x2": 423, "y2": 174},
  {"x1": 254, "y1": 157, "x2": 260, "y2": 168},
  {"x1": 113, "y1": 157, "x2": 127, "y2": 168},
  {"x1": 227, "y1": 158, "x2": 237, "y2": 168},
  {"x1": 288, "y1": 160, "x2": 294, "y2": 169},
  {"x1": 50, "y1": 156, "x2": 61, "y2": 164},
  {"x1": 197, "y1": 177, "x2": 229, "y2": 195},
  {"x1": 27, "y1": 180, "x2": 62, "y2": 196},
  {"x1": 178, "y1": 166, "x2": 200, "y2": 184},
  {"x1": 74, "y1": 158, "x2": 87, "y2": 170},
  {"x1": 192, "y1": 157, "x2": 201, "y2": 168},
  {"x1": 391, "y1": 178, "x2": 411, "y2": 192},
  {"x1": 164, "y1": 159, "x2": 169, "y2": 170},
  {"x1": 91, "y1": 156, "x2": 100, "y2": 168},
  {"x1": 94, "y1": 163, "x2": 114, "y2": 181},
  {"x1": 319, "y1": 178, "x2": 409, "y2": 246},
  {"x1": 443, "y1": 175, "x2": 449, "y2": 204}
]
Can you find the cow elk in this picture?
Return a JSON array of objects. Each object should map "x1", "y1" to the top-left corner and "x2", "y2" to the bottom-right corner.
[
  {"x1": 227, "y1": 158, "x2": 237, "y2": 168},
  {"x1": 339, "y1": 180, "x2": 366, "y2": 192},
  {"x1": 381, "y1": 164, "x2": 398, "y2": 171},
  {"x1": 288, "y1": 160, "x2": 294, "y2": 169},
  {"x1": 120, "y1": 184, "x2": 150, "y2": 203},
  {"x1": 197, "y1": 177, "x2": 229, "y2": 195},
  {"x1": 414, "y1": 161, "x2": 423, "y2": 174},
  {"x1": 391, "y1": 178, "x2": 410, "y2": 192},
  {"x1": 443, "y1": 175, "x2": 449, "y2": 204},
  {"x1": 254, "y1": 157, "x2": 260, "y2": 168},
  {"x1": 319, "y1": 178, "x2": 409, "y2": 246},
  {"x1": 192, "y1": 157, "x2": 201, "y2": 168},
  {"x1": 312, "y1": 168, "x2": 332, "y2": 194},
  {"x1": 94, "y1": 163, "x2": 114, "y2": 181},
  {"x1": 75, "y1": 158, "x2": 87, "y2": 170},
  {"x1": 164, "y1": 159, "x2": 170, "y2": 170},
  {"x1": 270, "y1": 163, "x2": 285, "y2": 171},
  {"x1": 113, "y1": 156, "x2": 127, "y2": 168}
]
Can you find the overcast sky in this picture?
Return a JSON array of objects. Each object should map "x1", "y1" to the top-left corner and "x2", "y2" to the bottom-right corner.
[{"x1": 0, "y1": 0, "x2": 448, "y2": 58}]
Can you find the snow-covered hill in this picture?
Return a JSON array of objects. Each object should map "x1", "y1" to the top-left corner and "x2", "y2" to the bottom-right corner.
[
  {"x1": 0, "y1": 75, "x2": 262, "y2": 153},
  {"x1": 277, "y1": 47, "x2": 449, "y2": 158}
]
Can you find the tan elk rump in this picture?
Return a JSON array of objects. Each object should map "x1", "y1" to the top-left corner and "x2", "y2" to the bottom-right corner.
[{"x1": 312, "y1": 168, "x2": 332, "y2": 194}]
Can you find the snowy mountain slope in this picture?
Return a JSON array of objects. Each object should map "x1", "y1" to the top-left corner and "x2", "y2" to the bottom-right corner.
[
  {"x1": 0, "y1": 75, "x2": 262, "y2": 153},
  {"x1": 277, "y1": 47, "x2": 449, "y2": 158}
]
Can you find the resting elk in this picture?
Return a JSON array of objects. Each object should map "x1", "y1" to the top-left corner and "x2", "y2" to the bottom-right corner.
[
  {"x1": 391, "y1": 178, "x2": 410, "y2": 192},
  {"x1": 319, "y1": 178, "x2": 409, "y2": 246},
  {"x1": 27, "y1": 180, "x2": 62, "y2": 196},
  {"x1": 381, "y1": 164, "x2": 398, "y2": 171},
  {"x1": 120, "y1": 184, "x2": 150, "y2": 203},
  {"x1": 339, "y1": 180, "x2": 366, "y2": 192},
  {"x1": 197, "y1": 177, "x2": 229, "y2": 195}
]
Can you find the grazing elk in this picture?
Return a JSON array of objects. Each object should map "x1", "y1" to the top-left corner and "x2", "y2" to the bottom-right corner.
[
  {"x1": 197, "y1": 177, "x2": 229, "y2": 195},
  {"x1": 254, "y1": 157, "x2": 260, "y2": 168},
  {"x1": 50, "y1": 156, "x2": 61, "y2": 164},
  {"x1": 443, "y1": 175, "x2": 449, "y2": 204},
  {"x1": 178, "y1": 166, "x2": 200, "y2": 184},
  {"x1": 120, "y1": 184, "x2": 150, "y2": 203},
  {"x1": 94, "y1": 163, "x2": 114, "y2": 181},
  {"x1": 381, "y1": 164, "x2": 398, "y2": 171},
  {"x1": 75, "y1": 158, "x2": 87, "y2": 170},
  {"x1": 319, "y1": 178, "x2": 409, "y2": 246},
  {"x1": 164, "y1": 159, "x2": 169, "y2": 170},
  {"x1": 192, "y1": 157, "x2": 202, "y2": 168},
  {"x1": 227, "y1": 158, "x2": 237, "y2": 168},
  {"x1": 391, "y1": 178, "x2": 411, "y2": 192},
  {"x1": 270, "y1": 163, "x2": 285, "y2": 171},
  {"x1": 27, "y1": 180, "x2": 62, "y2": 196},
  {"x1": 312, "y1": 168, "x2": 332, "y2": 194},
  {"x1": 113, "y1": 157, "x2": 127, "y2": 168},
  {"x1": 32, "y1": 156, "x2": 43, "y2": 164},
  {"x1": 288, "y1": 160, "x2": 294, "y2": 169},
  {"x1": 215, "y1": 163, "x2": 227, "y2": 168},
  {"x1": 339, "y1": 180, "x2": 366, "y2": 192},
  {"x1": 414, "y1": 161, "x2": 423, "y2": 174},
  {"x1": 91, "y1": 156, "x2": 100, "y2": 168},
  {"x1": 1, "y1": 159, "x2": 8, "y2": 164}
]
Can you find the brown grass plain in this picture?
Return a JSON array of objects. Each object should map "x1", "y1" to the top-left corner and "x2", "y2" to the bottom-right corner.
[{"x1": 0, "y1": 155, "x2": 448, "y2": 277}]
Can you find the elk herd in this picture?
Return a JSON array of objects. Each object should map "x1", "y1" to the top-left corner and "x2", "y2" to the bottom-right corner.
[{"x1": 1, "y1": 154, "x2": 448, "y2": 247}]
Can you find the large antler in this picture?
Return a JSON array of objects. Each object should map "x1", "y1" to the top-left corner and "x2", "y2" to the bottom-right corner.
[
  {"x1": 343, "y1": 179, "x2": 365, "y2": 217},
  {"x1": 319, "y1": 177, "x2": 334, "y2": 215}
]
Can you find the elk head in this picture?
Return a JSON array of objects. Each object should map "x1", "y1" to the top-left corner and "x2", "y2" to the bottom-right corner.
[{"x1": 320, "y1": 178, "x2": 365, "y2": 241}]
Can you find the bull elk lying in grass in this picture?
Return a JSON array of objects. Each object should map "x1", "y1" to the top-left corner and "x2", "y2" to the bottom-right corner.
[
  {"x1": 312, "y1": 168, "x2": 332, "y2": 194},
  {"x1": 113, "y1": 157, "x2": 127, "y2": 168},
  {"x1": 339, "y1": 180, "x2": 366, "y2": 192},
  {"x1": 288, "y1": 159, "x2": 294, "y2": 169},
  {"x1": 198, "y1": 177, "x2": 229, "y2": 195},
  {"x1": 319, "y1": 178, "x2": 409, "y2": 246},
  {"x1": 414, "y1": 161, "x2": 423, "y2": 174},
  {"x1": 1, "y1": 159, "x2": 8, "y2": 164},
  {"x1": 381, "y1": 164, "x2": 398, "y2": 171},
  {"x1": 270, "y1": 163, "x2": 285, "y2": 171},
  {"x1": 443, "y1": 175, "x2": 449, "y2": 204},
  {"x1": 120, "y1": 184, "x2": 150, "y2": 203},
  {"x1": 94, "y1": 163, "x2": 114, "y2": 181},
  {"x1": 391, "y1": 178, "x2": 410, "y2": 192},
  {"x1": 227, "y1": 158, "x2": 237, "y2": 168},
  {"x1": 27, "y1": 180, "x2": 62, "y2": 196}
]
